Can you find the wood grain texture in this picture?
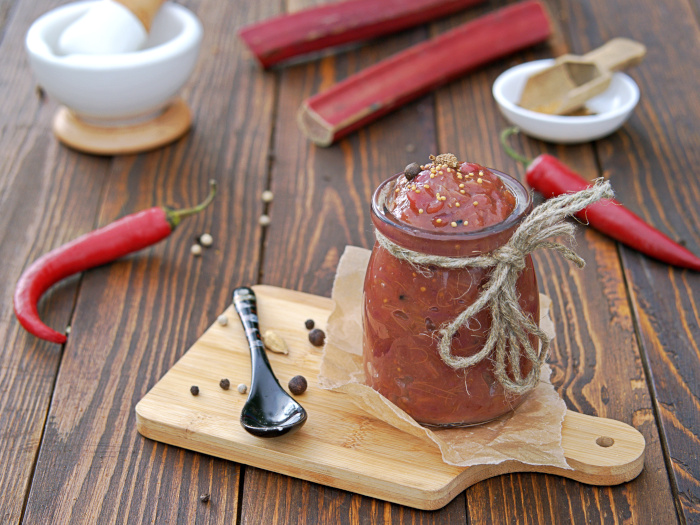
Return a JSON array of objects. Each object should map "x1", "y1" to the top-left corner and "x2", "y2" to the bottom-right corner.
[
  {"x1": 425, "y1": 0, "x2": 678, "y2": 522},
  {"x1": 18, "y1": 0, "x2": 277, "y2": 522},
  {"x1": 251, "y1": 0, "x2": 675, "y2": 523},
  {"x1": 136, "y1": 286, "x2": 646, "y2": 509},
  {"x1": 1, "y1": 0, "x2": 696, "y2": 522},
  {"x1": 0, "y1": 0, "x2": 112, "y2": 523},
  {"x1": 549, "y1": 0, "x2": 700, "y2": 522},
  {"x1": 249, "y1": 0, "x2": 449, "y2": 521}
]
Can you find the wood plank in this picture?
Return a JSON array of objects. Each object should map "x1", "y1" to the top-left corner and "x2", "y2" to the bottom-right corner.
[
  {"x1": 427, "y1": 0, "x2": 679, "y2": 523},
  {"x1": 544, "y1": 0, "x2": 700, "y2": 523},
  {"x1": 570, "y1": 0, "x2": 700, "y2": 521},
  {"x1": 249, "y1": 0, "x2": 671, "y2": 521},
  {"x1": 246, "y1": 0, "x2": 468, "y2": 521},
  {"x1": 0, "y1": 0, "x2": 112, "y2": 522},
  {"x1": 19, "y1": 0, "x2": 278, "y2": 522}
]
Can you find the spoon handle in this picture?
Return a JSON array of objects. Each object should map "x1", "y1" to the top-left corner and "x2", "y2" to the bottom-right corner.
[
  {"x1": 232, "y1": 286, "x2": 263, "y2": 349},
  {"x1": 582, "y1": 37, "x2": 646, "y2": 73},
  {"x1": 232, "y1": 287, "x2": 280, "y2": 393}
]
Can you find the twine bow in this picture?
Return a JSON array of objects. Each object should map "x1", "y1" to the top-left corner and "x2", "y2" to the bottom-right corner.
[{"x1": 375, "y1": 179, "x2": 613, "y2": 395}]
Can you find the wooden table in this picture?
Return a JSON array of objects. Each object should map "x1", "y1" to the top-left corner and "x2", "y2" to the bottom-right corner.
[{"x1": 2, "y1": 0, "x2": 698, "y2": 523}]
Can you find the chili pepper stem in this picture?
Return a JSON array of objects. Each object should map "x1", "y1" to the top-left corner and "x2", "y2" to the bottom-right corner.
[
  {"x1": 500, "y1": 127, "x2": 533, "y2": 167},
  {"x1": 166, "y1": 179, "x2": 217, "y2": 229}
]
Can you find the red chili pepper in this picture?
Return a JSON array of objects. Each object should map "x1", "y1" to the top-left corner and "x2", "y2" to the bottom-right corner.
[
  {"x1": 14, "y1": 180, "x2": 217, "y2": 344},
  {"x1": 501, "y1": 128, "x2": 700, "y2": 271}
]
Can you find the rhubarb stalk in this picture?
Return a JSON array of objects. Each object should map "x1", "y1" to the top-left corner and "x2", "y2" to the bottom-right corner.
[
  {"x1": 239, "y1": 0, "x2": 487, "y2": 69},
  {"x1": 298, "y1": 0, "x2": 552, "y2": 146}
]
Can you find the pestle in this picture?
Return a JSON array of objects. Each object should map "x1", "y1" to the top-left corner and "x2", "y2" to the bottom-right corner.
[{"x1": 58, "y1": 0, "x2": 166, "y2": 55}]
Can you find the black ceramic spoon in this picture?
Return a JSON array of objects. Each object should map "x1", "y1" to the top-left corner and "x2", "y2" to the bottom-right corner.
[{"x1": 232, "y1": 287, "x2": 307, "y2": 438}]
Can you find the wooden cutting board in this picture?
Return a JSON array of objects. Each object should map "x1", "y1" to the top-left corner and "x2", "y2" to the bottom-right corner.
[{"x1": 135, "y1": 285, "x2": 646, "y2": 510}]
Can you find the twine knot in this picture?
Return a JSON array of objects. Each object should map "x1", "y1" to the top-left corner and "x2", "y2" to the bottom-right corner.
[
  {"x1": 492, "y1": 244, "x2": 526, "y2": 271},
  {"x1": 375, "y1": 178, "x2": 613, "y2": 395}
]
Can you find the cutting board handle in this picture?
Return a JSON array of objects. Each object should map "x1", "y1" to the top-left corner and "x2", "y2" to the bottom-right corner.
[
  {"x1": 583, "y1": 37, "x2": 647, "y2": 72},
  {"x1": 555, "y1": 410, "x2": 645, "y2": 485}
]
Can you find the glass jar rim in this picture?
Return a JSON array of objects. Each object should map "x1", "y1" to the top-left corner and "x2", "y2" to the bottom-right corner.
[{"x1": 371, "y1": 168, "x2": 532, "y2": 253}]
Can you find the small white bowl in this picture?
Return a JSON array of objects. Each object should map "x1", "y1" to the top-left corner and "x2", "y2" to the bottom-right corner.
[
  {"x1": 26, "y1": 1, "x2": 202, "y2": 123},
  {"x1": 492, "y1": 59, "x2": 640, "y2": 144}
]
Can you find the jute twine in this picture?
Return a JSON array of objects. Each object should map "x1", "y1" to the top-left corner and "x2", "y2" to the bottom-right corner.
[{"x1": 375, "y1": 179, "x2": 613, "y2": 395}]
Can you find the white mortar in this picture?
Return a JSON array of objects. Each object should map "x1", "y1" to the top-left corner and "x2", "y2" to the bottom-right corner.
[{"x1": 26, "y1": 1, "x2": 202, "y2": 123}]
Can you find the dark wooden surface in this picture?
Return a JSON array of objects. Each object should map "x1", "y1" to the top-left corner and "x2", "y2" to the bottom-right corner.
[{"x1": 1, "y1": 0, "x2": 698, "y2": 523}]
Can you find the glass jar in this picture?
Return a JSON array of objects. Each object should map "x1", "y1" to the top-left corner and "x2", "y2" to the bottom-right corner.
[{"x1": 362, "y1": 169, "x2": 539, "y2": 427}]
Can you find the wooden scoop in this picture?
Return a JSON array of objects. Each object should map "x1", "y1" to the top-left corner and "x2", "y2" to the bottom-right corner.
[
  {"x1": 58, "y1": 0, "x2": 166, "y2": 55},
  {"x1": 519, "y1": 38, "x2": 646, "y2": 115}
]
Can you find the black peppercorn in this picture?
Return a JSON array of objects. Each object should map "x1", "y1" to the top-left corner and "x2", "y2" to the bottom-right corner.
[
  {"x1": 304, "y1": 319, "x2": 315, "y2": 330},
  {"x1": 190, "y1": 385, "x2": 200, "y2": 396},
  {"x1": 200, "y1": 493, "x2": 210, "y2": 503},
  {"x1": 288, "y1": 375, "x2": 308, "y2": 395},
  {"x1": 404, "y1": 162, "x2": 421, "y2": 181},
  {"x1": 219, "y1": 378, "x2": 230, "y2": 390},
  {"x1": 308, "y1": 328, "x2": 325, "y2": 347}
]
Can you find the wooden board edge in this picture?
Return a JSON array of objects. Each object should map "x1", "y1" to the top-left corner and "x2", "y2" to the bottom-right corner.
[
  {"x1": 135, "y1": 400, "x2": 462, "y2": 510},
  {"x1": 135, "y1": 402, "x2": 646, "y2": 511}
]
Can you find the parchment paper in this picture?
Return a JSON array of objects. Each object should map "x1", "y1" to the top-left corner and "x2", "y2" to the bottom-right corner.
[{"x1": 319, "y1": 245, "x2": 571, "y2": 470}]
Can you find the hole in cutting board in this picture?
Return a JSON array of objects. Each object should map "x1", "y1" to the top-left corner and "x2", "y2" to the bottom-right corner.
[{"x1": 596, "y1": 436, "x2": 615, "y2": 447}]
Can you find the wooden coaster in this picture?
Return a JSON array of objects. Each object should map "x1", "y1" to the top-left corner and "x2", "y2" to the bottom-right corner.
[{"x1": 52, "y1": 98, "x2": 192, "y2": 155}]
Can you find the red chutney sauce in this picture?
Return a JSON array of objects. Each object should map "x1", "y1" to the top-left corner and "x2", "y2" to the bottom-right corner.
[{"x1": 362, "y1": 158, "x2": 540, "y2": 427}]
